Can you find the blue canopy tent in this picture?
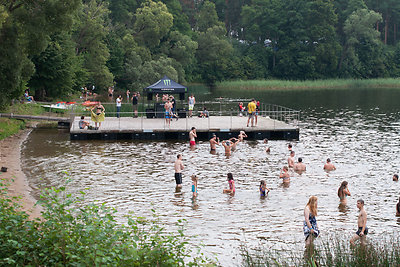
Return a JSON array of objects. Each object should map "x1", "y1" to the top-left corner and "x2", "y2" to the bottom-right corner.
[{"x1": 143, "y1": 76, "x2": 188, "y2": 118}]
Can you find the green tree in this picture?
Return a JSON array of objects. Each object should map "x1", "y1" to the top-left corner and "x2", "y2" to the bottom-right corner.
[
  {"x1": 133, "y1": 1, "x2": 173, "y2": 49},
  {"x1": 0, "y1": 0, "x2": 80, "y2": 107},
  {"x1": 339, "y1": 9, "x2": 383, "y2": 77},
  {"x1": 73, "y1": 0, "x2": 114, "y2": 91},
  {"x1": 195, "y1": 1, "x2": 224, "y2": 32}
]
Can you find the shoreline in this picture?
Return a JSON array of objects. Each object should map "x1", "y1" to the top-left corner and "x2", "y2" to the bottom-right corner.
[{"x1": 0, "y1": 125, "x2": 42, "y2": 219}]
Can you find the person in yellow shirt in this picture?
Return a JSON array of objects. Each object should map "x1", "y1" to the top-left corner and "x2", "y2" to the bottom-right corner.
[{"x1": 247, "y1": 99, "x2": 257, "y2": 127}]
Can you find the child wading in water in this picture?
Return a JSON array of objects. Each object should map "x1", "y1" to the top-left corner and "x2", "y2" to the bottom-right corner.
[
  {"x1": 191, "y1": 175, "x2": 198, "y2": 197},
  {"x1": 259, "y1": 180, "x2": 270, "y2": 197},
  {"x1": 223, "y1": 173, "x2": 235, "y2": 194}
]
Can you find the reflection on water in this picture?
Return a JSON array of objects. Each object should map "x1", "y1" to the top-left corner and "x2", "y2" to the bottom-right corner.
[{"x1": 21, "y1": 88, "x2": 400, "y2": 265}]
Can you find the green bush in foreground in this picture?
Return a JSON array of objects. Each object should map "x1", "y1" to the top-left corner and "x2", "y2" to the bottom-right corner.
[
  {"x1": 240, "y1": 234, "x2": 400, "y2": 267},
  {"x1": 0, "y1": 179, "x2": 210, "y2": 266}
]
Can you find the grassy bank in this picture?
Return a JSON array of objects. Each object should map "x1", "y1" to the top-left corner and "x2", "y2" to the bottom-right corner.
[
  {"x1": 0, "y1": 103, "x2": 47, "y2": 140},
  {"x1": 241, "y1": 235, "x2": 400, "y2": 266},
  {"x1": 217, "y1": 78, "x2": 400, "y2": 90}
]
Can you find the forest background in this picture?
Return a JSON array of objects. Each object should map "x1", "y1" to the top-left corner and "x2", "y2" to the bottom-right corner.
[{"x1": 1, "y1": 0, "x2": 400, "y2": 108}]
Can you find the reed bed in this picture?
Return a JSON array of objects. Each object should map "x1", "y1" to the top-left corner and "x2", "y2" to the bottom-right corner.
[
  {"x1": 240, "y1": 234, "x2": 400, "y2": 266},
  {"x1": 217, "y1": 78, "x2": 400, "y2": 91}
]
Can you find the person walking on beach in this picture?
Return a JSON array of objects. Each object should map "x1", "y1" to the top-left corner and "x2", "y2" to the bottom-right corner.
[
  {"x1": 189, "y1": 127, "x2": 197, "y2": 146},
  {"x1": 191, "y1": 175, "x2": 198, "y2": 198},
  {"x1": 247, "y1": 99, "x2": 257, "y2": 127},
  {"x1": 338, "y1": 181, "x2": 351, "y2": 203},
  {"x1": 116, "y1": 95, "x2": 122, "y2": 118},
  {"x1": 174, "y1": 154, "x2": 184, "y2": 188},
  {"x1": 259, "y1": 180, "x2": 270, "y2": 197},
  {"x1": 304, "y1": 196, "x2": 320, "y2": 247},
  {"x1": 209, "y1": 134, "x2": 220, "y2": 152},
  {"x1": 324, "y1": 158, "x2": 336, "y2": 171},
  {"x1": 279, "y1": 166, "x2": 290, "y2": 183},
  {"x1": 131, "y1": 92, "x2": 140, "y2": 117},
  {"x1": 294, "y1": 157, "x2": 306, "y2": 173},
  {"x1": 223, "y1": 173, "x2": 235, "y2": 194},
  {"x1": 288, "y1": 151, "x2": 295, "y2": 168},
  {"x1": 188, "y1": 94, "x2": 195, "y2": 117},
  {"x1": 350, "y1": 199, "x2": 368, "y2": 246}
]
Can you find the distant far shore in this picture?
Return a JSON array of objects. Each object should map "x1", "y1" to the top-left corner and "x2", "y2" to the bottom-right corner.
[{"x1": 216, "y1": 78, "x2": 400, "y2": 90}]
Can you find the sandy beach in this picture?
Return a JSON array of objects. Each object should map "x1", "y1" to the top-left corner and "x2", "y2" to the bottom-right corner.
[{"x1": 0, "y1": 126, "x2": 42, "y2": 219}]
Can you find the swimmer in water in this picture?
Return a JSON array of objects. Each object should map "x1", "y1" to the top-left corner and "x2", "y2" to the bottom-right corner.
[
  {"x1": 279, "y1": 166, "x2": 290, "y2": 183},
  {"x1": 259, "y1": 180, "x2": 270, "y2": 197},
  {"x1": 288, "y1": 151, "x2": 295, "y2": 168},
  {"x1": 294, "y1": 157, "x2": 306, "y2": 173},
  {"x1": 324, "y1": 158, "x2": 336, "y2": 171},
  {"x1": 174, "y1": 154, "x2": 184, "y2": 188},
  {"x1": 393, "y1": 174, "x2": 399, "y2": 181},
  {"x1": 189, "y1": 127, "x2": 197, "y2": 146},
  {"x1": 338, "y1": 181, "x2": 351, "y2": 203},
  {"x1": 350, "y1": 199, "x2": 368, "y2": 246},
  {"x1": 264, "y1": 139, "x2": 270, "y2": 153},
  {"x1": 238, "y1": 131, "x2": 248, "y2": 142},
  {"x1": 209, "y1": 134, "x2": 220, "y2": 152},
  {"x1": 229, "y1": 137, "x2": 240, "y2": 151},
  {"x1": 223, "y1": 173, "x2": 235, "y2": 194},
  {"x1": 191, "y1": 175, "x2": 198, "y2": 198},
  {"x1": 222, "y1": 140, "x2": 234, "y2": 156},
  {"x1": 396, "y1": 197, "x2": 400, "y2": 216}
]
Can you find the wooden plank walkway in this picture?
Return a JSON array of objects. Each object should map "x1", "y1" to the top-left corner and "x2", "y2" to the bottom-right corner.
[{"x1": 70, "y1": 116, "x2": 299, "y2": 141}]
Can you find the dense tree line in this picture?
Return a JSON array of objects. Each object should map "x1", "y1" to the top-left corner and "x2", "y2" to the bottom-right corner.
[{"x1": 1, "y1": 0, "x2": 400, "y2": 106}]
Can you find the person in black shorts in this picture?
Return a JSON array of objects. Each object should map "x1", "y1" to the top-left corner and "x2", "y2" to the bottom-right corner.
[{"x1": 174, "y1": 154, "x2": 184, "y2": 187}]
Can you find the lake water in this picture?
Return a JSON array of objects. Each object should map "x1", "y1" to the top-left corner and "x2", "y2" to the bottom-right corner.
[{"x1": 21, "y1": 87, "x2": 400, "y2": 265}]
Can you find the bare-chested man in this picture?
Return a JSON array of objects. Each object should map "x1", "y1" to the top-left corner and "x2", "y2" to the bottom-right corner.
[
  {"x1": 350, "y1": 199, "x2": 368, "y2": 246},
  {"x1": 189, "y1": 127, "x2": 197, "y2": 146},
  {"x1": 324, "y1": 158, "x2": 336, "y2": 171},
  {"x1": 288, "y1": 151, "x2": 295, "y2": 168},
  {"x1": 209, "y1": 134, "x2": 220, "y2": 152},
  {"x1": 294, "y1": 157, "x2": 306, "y2": 173},
  {"x1": 222, "y1": 140, "x2": 234, "y2": 156},
  {"x1": 174, "y1": 154, "x2": 184, "y2": 188},
  {"x1": 229, "y1": 137, "x2": 240, "y2": 151}
]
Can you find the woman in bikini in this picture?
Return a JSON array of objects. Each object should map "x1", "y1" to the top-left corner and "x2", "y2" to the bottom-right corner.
[
  {"x1": 338, "y1": 181, "x2": 351, "y2": 204},
  {"x1": 91, "y1": 102, "x2": 105, "y2": 129}
]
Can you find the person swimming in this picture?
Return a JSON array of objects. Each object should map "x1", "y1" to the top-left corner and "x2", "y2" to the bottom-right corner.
[
  {"x1": 393, "y1": 174, "x2": 399, "y2": 181},
  {"x1": 338, "y1": 181, "x2": 351, "y2": 202},
  {"x1": 259, "y1": 180, "x2": 270, "y2": 197},
  {"x1": 223, "y1": 173, "x2": 235, "y2": 194},
  {"x1": 279, "y1": 166, "x2": 290, "y2": 183},
  {"x1": 191, "y1": 175, "x2": 198, "y2": 198}
]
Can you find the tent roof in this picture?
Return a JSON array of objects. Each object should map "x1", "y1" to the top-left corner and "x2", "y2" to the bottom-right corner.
[{"x1": 144, "y1": 75, "x2": 187, "y2": 94}]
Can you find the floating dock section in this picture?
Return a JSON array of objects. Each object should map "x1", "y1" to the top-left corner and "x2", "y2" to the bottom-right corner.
[{"x1": 70, "y1": 116, "x2": 299, "y2": 141}]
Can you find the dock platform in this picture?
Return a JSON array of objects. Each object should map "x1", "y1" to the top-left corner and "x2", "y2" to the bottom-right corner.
[{"x1": 70, "y1": 116, "x2": 299, "y2": 141}]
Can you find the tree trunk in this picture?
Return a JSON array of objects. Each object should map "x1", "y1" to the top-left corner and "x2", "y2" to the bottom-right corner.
[
  {"x1": 394, "y1": 23, "x2": 397, "y2": 44},
  {"x1": 384, "y1": 14, "x2": 389, "y2": 45}
]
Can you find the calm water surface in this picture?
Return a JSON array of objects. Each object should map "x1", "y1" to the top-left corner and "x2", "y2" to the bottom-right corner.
[{"x1": 22, "y1": 88, "x2": 400, "y2": 265}]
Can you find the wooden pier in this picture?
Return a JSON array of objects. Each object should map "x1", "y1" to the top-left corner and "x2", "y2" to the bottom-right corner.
[{"x1": 70, "y1": 116, "x2": 299, "y2": 141}]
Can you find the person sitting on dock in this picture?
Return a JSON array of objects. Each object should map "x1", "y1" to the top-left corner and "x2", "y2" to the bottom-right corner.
[
  {"x1": 199, "y1": 107, "x2": 209, "y2": 118},
  {"x1": 294, "y1": 157, "x2": 306, "y2": 173},
  {"x1": 209, "y1": 134, "x2": 220, "y2": 152},
  {"x1": 91, "y1": 102, "x2": 105, "y2": 130},
  {"x1": 238, "y1": 102, "x2": 245, "y2": 116},
  {"x1": 79, "y1": 116, "x2": 90, "y2": 129},
  {"x1": 189, "y1": 127, "x2": 197, "y2": 146},
  {"x1": 324, "y1": 158, "x2": 336, "y2": 171},
  {"x1": 288, "y1": 151, "x2": 295, "y2": 168},
  {"x1": 238, "y1": 131, "x2": 248, "y2": 142}
]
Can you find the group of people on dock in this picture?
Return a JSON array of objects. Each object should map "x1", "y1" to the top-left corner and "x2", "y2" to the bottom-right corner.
[{"x1": 175, "y1": 132, "x2": 400, "y2": 249}]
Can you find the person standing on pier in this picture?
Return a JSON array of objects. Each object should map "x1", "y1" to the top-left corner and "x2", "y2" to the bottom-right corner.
[
  {"x1": 131, "y1": 92, "x2": 140, "y2": 117},
  {"x1": 188, "y1": 94, "x2": 195, "y2": 117},
  {"x1": 247, "y1": 99, "x2": 257, "y2": 127},
  {"x1": 174, "y1": 154, "x2": 184, "y2": 188},
  {"x1": 350, "y1": 199, "x2": 368, "y2": 246},
  {"x1": 189, "y1": 127, "x2": 197, "y2": 146},
  {"x1": 126, "y1": 90, "x2": 130, "y2": 103},
  {"x1": 116, "y1": 95, "x2": 122, "y2": 118},
  {"x1": 91, "y1": 102, "x2": 105, "y2": 130}
]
